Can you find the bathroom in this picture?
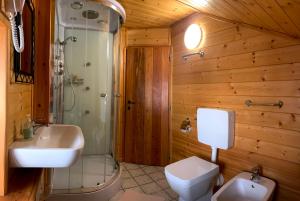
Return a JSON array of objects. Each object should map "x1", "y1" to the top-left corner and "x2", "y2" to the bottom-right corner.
[{"x1": 0, "y1": 0, "x2": 299, "y2": 200}]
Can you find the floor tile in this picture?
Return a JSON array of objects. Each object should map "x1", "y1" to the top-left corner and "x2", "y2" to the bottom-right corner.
[
  {"x1": 109, "y1": 190, "x2": 124, "y2": 201},
  {"x1": 152, "y1": 190, "x2": 171, "y2": 201},
  {"x1": 149, "y1": 171, "x2": 165, "y2": 181},
  {"x1": 125, "y1": 163, "x2": 140, "y2": 170},
  {"x1": 165, "y1": 188, "x2": 178, "y2": 199},
  {"x1": 142, "y1": 166, "x2": 158, "y2": 174},
  {"x1": 141, "y1": 182, "x2": 162, "y2": 194},
  {"x1": 122, "y1": 178, "x2": 138, "y2": 189},
  {"x1": 121, "y1": 170, "x2": 131, "y2": 179},
  {"x1": 156, "y1": 166, "x2": 165, "y2": 172},
  {"x1": 135, "y1": 175, "x2": 153, "y2": 185},
  {"x1": 125, "y1": 186, "x2": 143, "y2": 193},
  {"x1": 156, "y1": 178, "x2": 170, "y2": 189},
  {"x1": 128, "y1": 168, "x2": 145, "y2": 177}
]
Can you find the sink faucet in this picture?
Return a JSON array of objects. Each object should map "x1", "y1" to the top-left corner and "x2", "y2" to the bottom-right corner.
[
  {"x1": 33, "y1": 122, "x2": 49, "y2": 134},
  {"x1": 250, "y1": 165, "x2": 261, "y2": 182}
]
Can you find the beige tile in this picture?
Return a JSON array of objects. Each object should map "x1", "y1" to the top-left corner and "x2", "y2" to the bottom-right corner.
[
  {"x1": 121, "y1": 170, "x2": 131, "y2": 179},
  {"x1": 152, "y1": 190, "x2": 171, "y2": 201},
  {"x1": 118, "y1": 190, "x2": 165, "y2": 201},
  {"x1": 165, "y1": 188, "x2": 178, "y2": 199},
  {"x1": 128, "y1": 168, "x2": 145, "y2": 177},
  {"x1": 122, "y1": 178, "x2": 138, "y2": 189},
  {"x1": 156, "y1": 166, "x2": 165, "y2": 172},
  {"x1": 125, "y1": 186, "x2": 143, "y2": 193},
  {"x1": 141, "y1": 182, "x2": 162, "y2": 194},
  {"x1": 142, "y1": 166, "x2": 158, "y2": 174},
  {"x1": 149, "y1": 171, "x2": 165, "y2": 181},
  {"x1": 135, "y1": 175, "x2": 153, "y2": 185},
  {"x1": 125, "y1": 163, "x2": 140, "y2": 170},
  {"x1": 109, "y1": 190, "x2": 125, "y2": 201},
  {"x1": 156, "y1": 178, "x2": 170, "y2": 189}
]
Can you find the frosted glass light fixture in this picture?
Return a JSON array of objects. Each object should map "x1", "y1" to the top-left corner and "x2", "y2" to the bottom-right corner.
[{"x1": 184, "y1": 24, "x2": 202, "y2": 49}]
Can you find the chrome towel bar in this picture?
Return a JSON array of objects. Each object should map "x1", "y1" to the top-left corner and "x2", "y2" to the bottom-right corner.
[
  {"x1": 182, "y1": 51, "x2": 205, "y2": 60},
  {"x1": 245, "y1": 100, "x2": 284, "y2": 108}
]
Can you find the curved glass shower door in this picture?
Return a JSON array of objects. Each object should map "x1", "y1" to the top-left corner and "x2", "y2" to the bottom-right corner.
[{"x1": 51, "y1": 0, "x2": 123, "y2": 193}]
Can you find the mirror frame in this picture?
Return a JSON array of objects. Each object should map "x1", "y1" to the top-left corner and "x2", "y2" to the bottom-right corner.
[{"x1": 14, "y1": 0, "x2": 35, "y2": 84}]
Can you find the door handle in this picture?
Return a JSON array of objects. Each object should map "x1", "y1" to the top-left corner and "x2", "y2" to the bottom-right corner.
[{"x1": 127, "y1": 100, "x2": 135, "y2": 110}]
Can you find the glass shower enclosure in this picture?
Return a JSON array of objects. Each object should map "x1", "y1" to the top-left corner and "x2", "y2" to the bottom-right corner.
[{"x1": 50, "y1": 0, "x2": 125, "y2": 193}]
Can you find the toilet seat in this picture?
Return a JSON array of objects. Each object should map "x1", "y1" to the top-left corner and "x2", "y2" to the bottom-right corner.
[{"x1": 165, "y1": 156, "x2": 219, "y2": 187}]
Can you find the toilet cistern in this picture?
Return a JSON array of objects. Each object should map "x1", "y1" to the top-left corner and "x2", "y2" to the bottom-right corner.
[{"x1": 197, "y1": 108, "x2": 235, "y2": 163}]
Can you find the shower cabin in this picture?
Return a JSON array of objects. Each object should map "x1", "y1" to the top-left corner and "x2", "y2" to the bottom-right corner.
[{"x1": 49, "y1": 0, "x2": 125, "y2": 198}]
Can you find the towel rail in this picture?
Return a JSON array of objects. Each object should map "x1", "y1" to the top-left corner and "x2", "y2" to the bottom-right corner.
[
  {"x1": 182, "y1": 51, "x2": 204, "y2": 60},
  {"x1": 245, "y1": 100, "x2": 284, "y2": 108}
]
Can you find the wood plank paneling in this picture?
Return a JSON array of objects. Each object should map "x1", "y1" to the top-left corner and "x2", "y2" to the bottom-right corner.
[
  {"x1": 178, "y1": 0, "x2": 300, "y2": 38},
  {"x1": 0, "y1": 12, "x2": 8, "y2": 196},
  {"x1": 171, "y1": 14, "x2": 300, "y2": 201},
  {"x1": 127, "y1": 28, "x2": 171, "y2": 46},
  {"x1": 33, "y1": 0, "x2": 51, "y2": 124},
  {"x1": 118, "y1": 0, "x2": 195, "y2": 28}
]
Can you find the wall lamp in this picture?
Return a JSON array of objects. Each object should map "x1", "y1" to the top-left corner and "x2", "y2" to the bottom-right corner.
[{"x1": 182, "y1": 23, "x2": 205, "y2": 60}]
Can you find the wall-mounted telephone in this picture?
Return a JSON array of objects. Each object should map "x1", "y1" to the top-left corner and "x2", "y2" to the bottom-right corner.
[{"x1": 5, "y1": 0, "x2": 25, "y2": 53}]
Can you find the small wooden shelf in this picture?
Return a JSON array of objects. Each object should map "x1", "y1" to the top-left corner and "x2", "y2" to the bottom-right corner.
[{"x1": 0, "y1": 168, "x2": 43, "y2": 201}]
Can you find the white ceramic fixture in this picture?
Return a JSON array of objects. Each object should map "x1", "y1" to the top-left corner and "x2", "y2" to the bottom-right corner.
[
  {"x1": 164, "y1": 108, "x2": 235, "y2": 201},
  {"x1": 165, "y1": 156, "x2": 219, "y2": 201},
  {"x1": 9, "y1": 124, "x2": 84, "y2": 168},
  {"x1": 211, "y1": 172, "x2": 276, "y2": 201}
]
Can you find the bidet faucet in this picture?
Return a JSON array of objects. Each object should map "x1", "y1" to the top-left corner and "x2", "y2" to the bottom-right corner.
[{"x1": 250, "y1": 165, "x2": 261, "y2": 182}]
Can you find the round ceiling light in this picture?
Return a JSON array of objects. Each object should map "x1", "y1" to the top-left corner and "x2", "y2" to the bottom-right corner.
[{"x1": 184, "y1": 24, "x2": 202, "y2": 50}]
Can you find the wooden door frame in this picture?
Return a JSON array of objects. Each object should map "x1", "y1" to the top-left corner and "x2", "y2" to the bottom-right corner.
[
  {"x1": 121, "y1": 45, "x2": 171, "y2": 164},
  {"x1": 0, "y1": 11, "x2": 9, "y2": 196}
]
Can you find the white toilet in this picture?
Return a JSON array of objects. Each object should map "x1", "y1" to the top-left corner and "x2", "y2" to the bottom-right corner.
[{"x1": 165, "y1": 108, "x2": 235, "y2": 201}]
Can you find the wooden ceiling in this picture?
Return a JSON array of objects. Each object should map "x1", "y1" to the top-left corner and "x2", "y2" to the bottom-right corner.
[
  {"x1": 119, "y1": 0, "x2": 300, "y2": 38},
  {"x1": 178, "y1": 0, "x2": 300, "y2": 38},
  {"x1": 118, "y1": 0, "x2": 195, "y2": 28}
]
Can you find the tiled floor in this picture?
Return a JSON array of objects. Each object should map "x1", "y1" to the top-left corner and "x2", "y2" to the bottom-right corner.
[{"x1": 110, "y1": 162, "x2": 178, "y2": 201}]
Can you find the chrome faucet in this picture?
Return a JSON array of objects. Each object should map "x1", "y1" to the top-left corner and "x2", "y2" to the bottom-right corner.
[
  {"x1": 33, "y1": 122, "x2": 49, "y2": 134},
  {"x1": 250, "y1": 165, "x2": 261, "y2": 182}
]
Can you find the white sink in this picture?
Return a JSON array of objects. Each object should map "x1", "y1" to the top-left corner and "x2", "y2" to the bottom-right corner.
[
  {"x1": 9, "y1": 124, "x2": 84, "y2": 168},
  {"x1": 212, "y1": 172, "x2": 276, "y2": 201}
]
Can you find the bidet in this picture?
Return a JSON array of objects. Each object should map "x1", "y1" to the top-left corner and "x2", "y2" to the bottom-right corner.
[{"x1": 211, "y1": 172, "x2": 276, "y2": 201}]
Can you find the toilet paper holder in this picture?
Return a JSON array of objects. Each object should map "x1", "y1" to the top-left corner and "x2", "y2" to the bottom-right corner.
[{"x1": 180, "y1": 118, "x2": 192, "y2": 133}]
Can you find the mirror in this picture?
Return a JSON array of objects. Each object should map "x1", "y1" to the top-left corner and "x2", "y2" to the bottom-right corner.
[{"x1": 14, "y1": 0, "x2": 34, "y2": 83}]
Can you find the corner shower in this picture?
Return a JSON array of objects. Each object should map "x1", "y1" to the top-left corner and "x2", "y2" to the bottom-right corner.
[{"x1": 49, "y1": 0, "x2": 125, "y2": 199}]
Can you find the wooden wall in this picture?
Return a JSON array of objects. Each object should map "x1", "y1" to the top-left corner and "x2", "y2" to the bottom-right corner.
[
  {"x1": 0, "y1": 11, "x2": 9, "y2": 196},
  {"x1": 32, "y1": 0, "x2": 51, "y2": 124},
  {"x1": 0, "y1": 10, "x2": 33, "y2": 195},
  {"x1": 127, "y1": 28, "x2": 171, "y2": 46},
  {"x1": 171, "y1": 13, "x2": 300, "y2": 201}
]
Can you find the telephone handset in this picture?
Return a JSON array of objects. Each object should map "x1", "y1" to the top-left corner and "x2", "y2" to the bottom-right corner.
[{"x1": 5, "y1": 0, "x2": 26, "y2": 53}]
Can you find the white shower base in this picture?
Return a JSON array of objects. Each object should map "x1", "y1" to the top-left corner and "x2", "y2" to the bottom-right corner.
[{"x1": 52, "y1": 154, "x2": 117, "y2": 192}]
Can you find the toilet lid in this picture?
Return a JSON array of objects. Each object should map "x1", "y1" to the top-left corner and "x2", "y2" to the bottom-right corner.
[{"x1": 165, "y1": 156, "x2": 219, "y2": 185}]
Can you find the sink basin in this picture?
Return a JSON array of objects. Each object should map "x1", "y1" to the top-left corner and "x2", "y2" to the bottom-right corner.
[
  {"x1": 9, "y1": 124, "x2": 84, "y2": 168},
  {"x1": 212, "y1": 172, "x2": 276, "y2": 201}
]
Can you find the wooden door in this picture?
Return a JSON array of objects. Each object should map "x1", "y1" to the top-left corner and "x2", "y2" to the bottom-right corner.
[{"x1": 124, "y1": 46, "x2": 170, "y2": 166}]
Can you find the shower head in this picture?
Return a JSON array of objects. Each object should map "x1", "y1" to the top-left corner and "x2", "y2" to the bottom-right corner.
[{"x1": 61, "y1": 36, "x2": 77, "y2": 45}]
